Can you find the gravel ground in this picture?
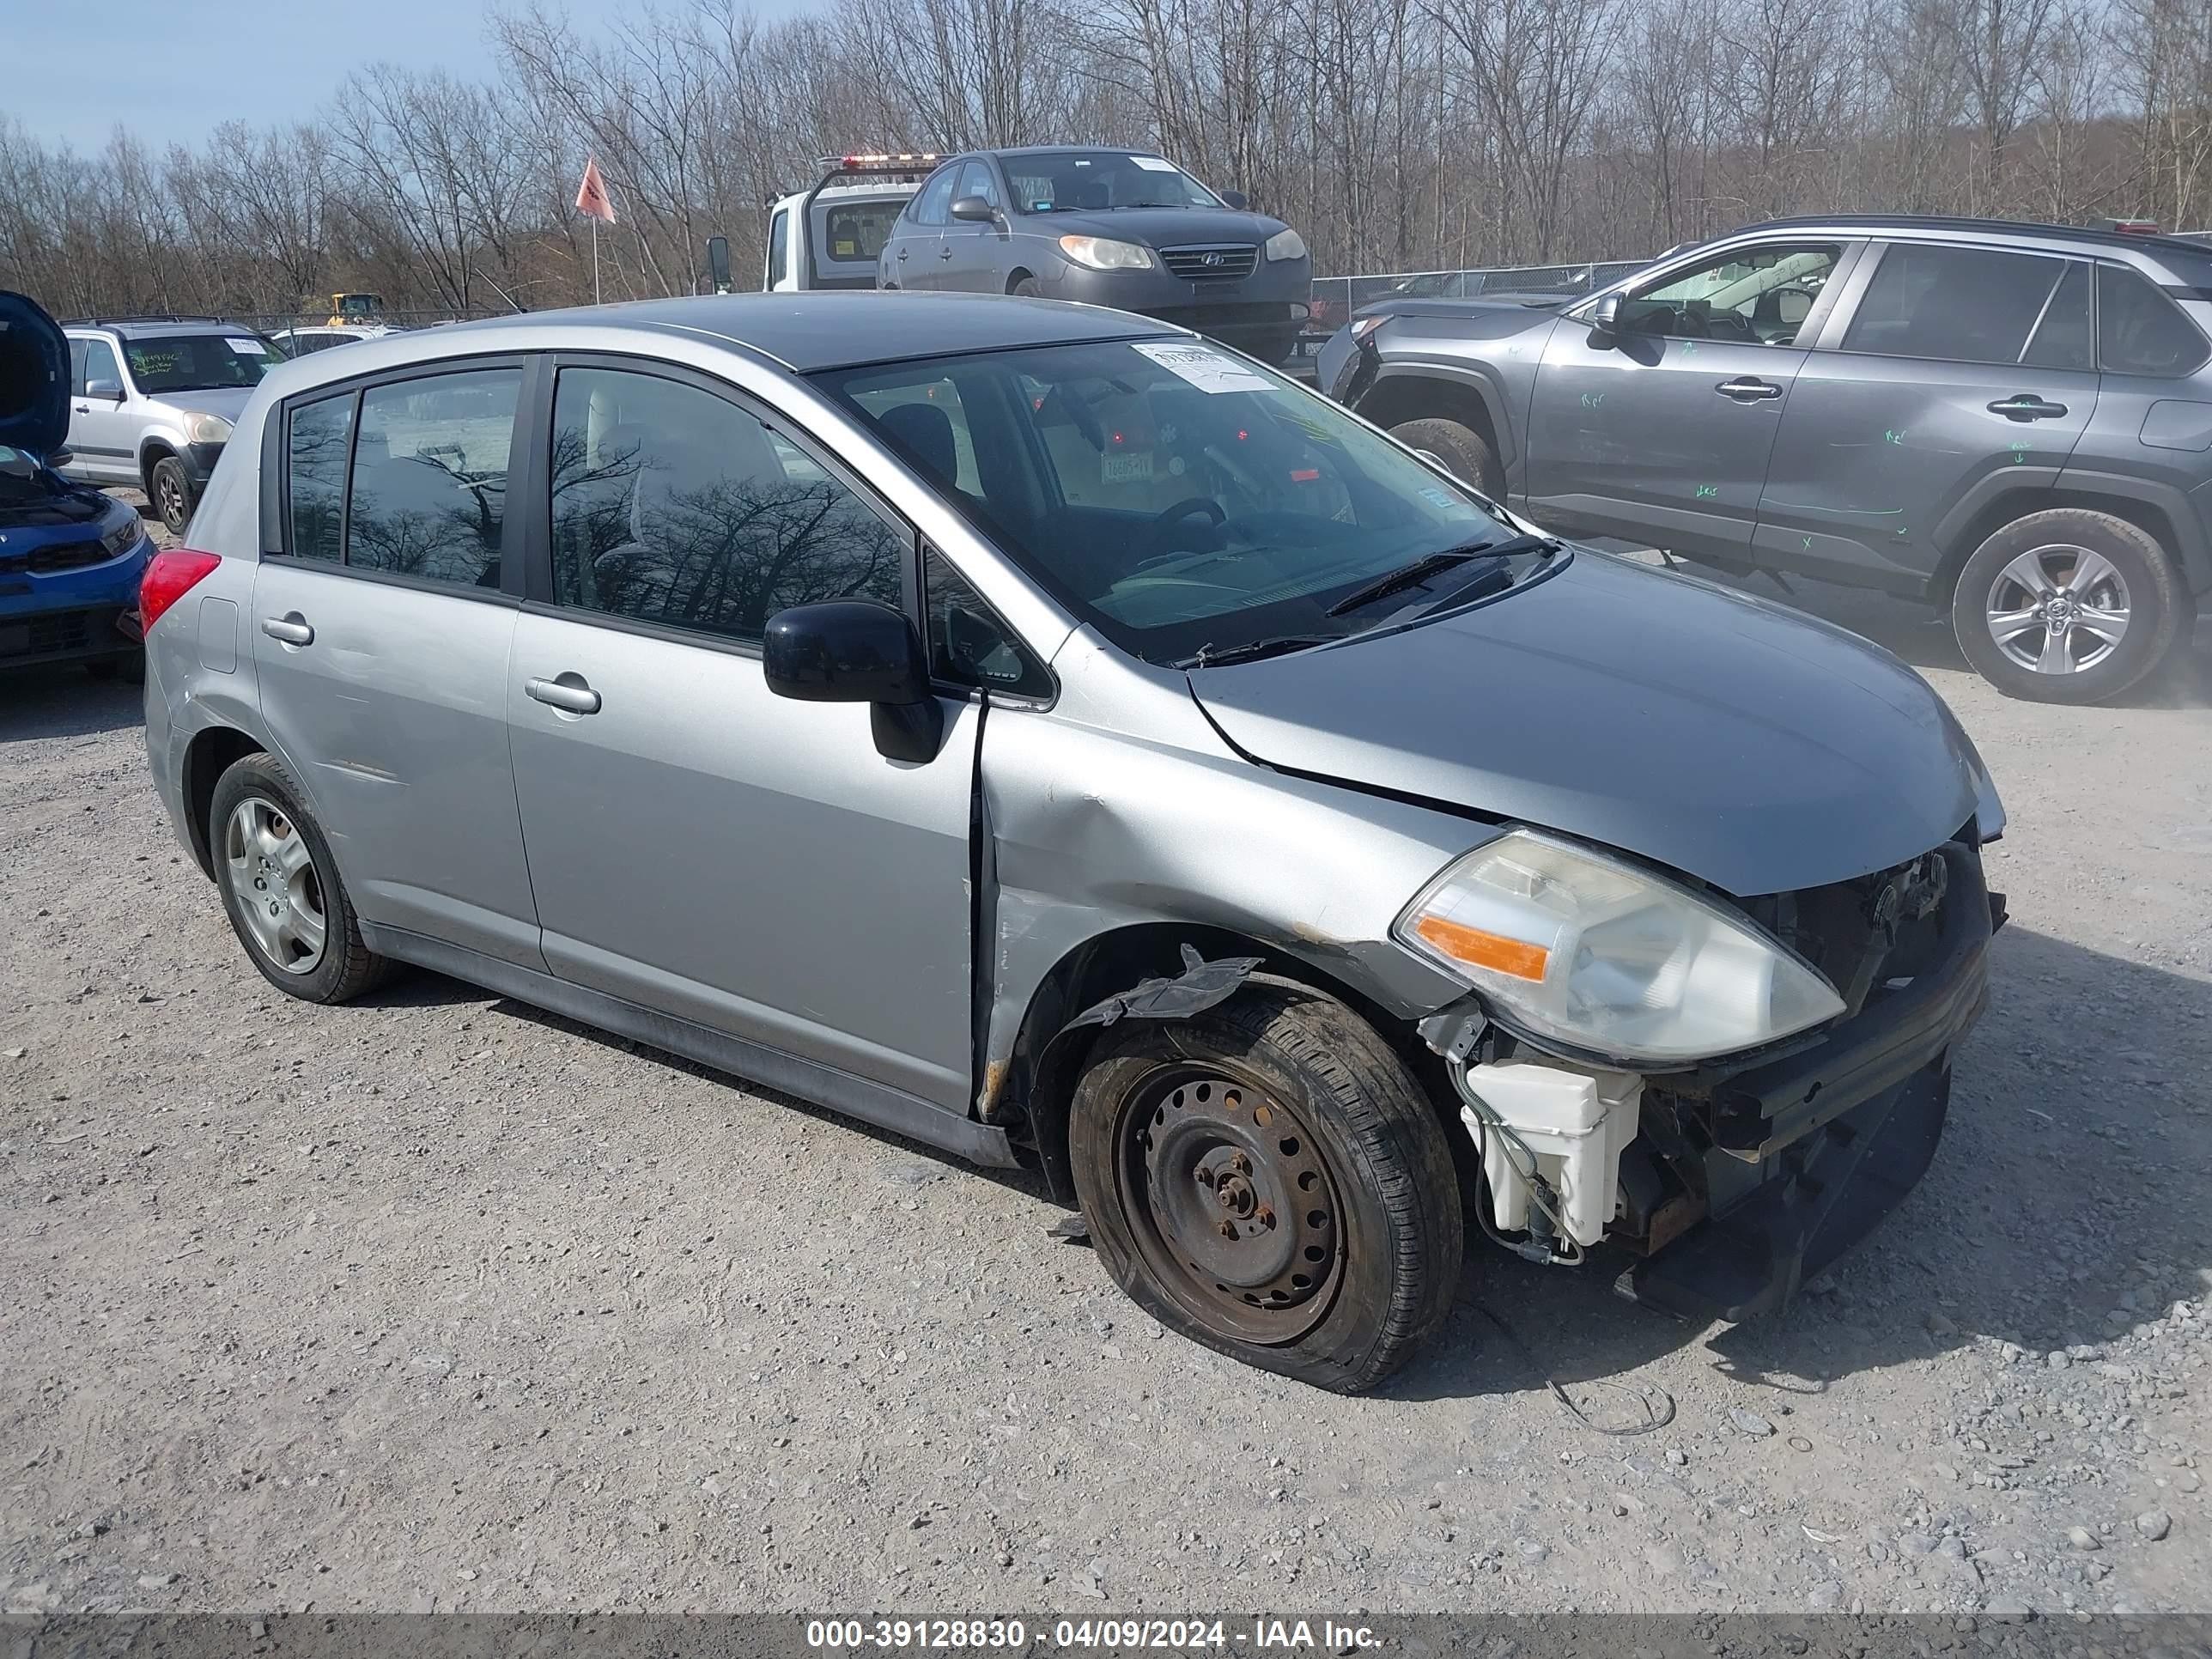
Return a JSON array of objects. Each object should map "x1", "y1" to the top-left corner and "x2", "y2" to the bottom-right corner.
[{"x1": 2, "y1": 507, "x2": 2208, "y2": 1619}]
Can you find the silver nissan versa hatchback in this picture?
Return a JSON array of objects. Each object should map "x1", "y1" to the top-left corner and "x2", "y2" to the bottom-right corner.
[{"x1": 141, "y1": 291, "x2": 2008, "y2": 1391}]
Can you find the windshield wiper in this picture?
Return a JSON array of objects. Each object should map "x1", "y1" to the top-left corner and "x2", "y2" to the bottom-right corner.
[
  {"x1": 1324, "y1": 535, "x2": 1560, "y2": 618},
  {"x1": 1182, "y1": 634, "x2": 1333, "y2": 669}
]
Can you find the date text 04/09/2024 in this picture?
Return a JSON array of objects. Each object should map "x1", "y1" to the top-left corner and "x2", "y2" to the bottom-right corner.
[{"x1": 804, "y1": 1620, "x2": 1384, "y2": 1651}]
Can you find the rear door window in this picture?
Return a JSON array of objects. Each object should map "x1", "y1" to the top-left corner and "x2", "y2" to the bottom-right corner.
[
  {"x1": 2098, "y1": 264, "x2": 2210, "y2": 376},
  {"x1": 345, "y1": 368, "x2": 520, "y2": 587},
  {"x1": 1843, "y1": 243, "x2": 2074, "y2": 364}
]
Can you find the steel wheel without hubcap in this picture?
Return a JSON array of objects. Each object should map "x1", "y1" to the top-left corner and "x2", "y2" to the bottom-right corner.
[
  {"x1": 1117, "y1": 1065, "x2": 1344, "y2": 1345},
  {"x1": 222, "y1": 796, "x2": 328, "y2": 975},
  {"x1": 1985, "y1": 542, "x2": 2131, "y2": 676}
]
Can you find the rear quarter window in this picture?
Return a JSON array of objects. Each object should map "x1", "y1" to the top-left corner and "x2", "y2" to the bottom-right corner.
[{"x1": 2099, "y1": 264, "x2": 2210, "y2": 377}]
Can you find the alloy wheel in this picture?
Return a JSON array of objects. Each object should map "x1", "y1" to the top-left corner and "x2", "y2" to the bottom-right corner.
[{"x1": 1984, "y1": 543, "x2": 2132, "y2": 675}]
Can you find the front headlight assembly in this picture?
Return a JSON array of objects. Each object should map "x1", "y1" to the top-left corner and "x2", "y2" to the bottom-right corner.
[
  {"x1": 1264, "y1": 228, "x2": 1307, "y2": 262},
  {"x1": 183, "y1": 411, "x2": 234, "y2": 445},
  {"x1": 1059, "y1": 234, "x2": 1155, "y2": 271},
  {"x1": 1395, "y1": 829, "x2": 1844, "y2": 1065}
]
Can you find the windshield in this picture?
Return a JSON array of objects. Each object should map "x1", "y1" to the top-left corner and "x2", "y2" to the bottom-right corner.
[
  {"x1": 1003, "y1": 152, "x2": 1221, "y2": 214},
  {"x1": 815, "y1": 338, "x2": 1544, "y2": 666},
  {"x1": 122, "y1": 334, "x2": 281, "y2": 393}
]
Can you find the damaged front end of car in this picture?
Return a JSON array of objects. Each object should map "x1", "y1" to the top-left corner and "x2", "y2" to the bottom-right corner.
[{"x1": 1414, "y1": 832, "x2": 2005, "y2": 1323}]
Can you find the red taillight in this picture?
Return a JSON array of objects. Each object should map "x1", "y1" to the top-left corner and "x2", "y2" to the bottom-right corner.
[{"x1": 139, "y1": 549, "x2": 222, "y2": 635}]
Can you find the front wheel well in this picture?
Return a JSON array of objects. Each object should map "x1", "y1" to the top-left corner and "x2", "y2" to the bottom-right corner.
[
  {"x1": 998, "y1": 922, "x2": 1449, "y2": 1203},
  {"x1": 1934, "y1": 489, "x2": 2186, "y2": 605},
  {"x1": 1352, "y1": 373, "x2": 1503, "y2": 465},
  {"x1": 181, "y1": 726, "x2": 265, "y2": 878},
  {"x1": 139, "y1": 442, "x2": 178, "y2": 491},
  {"x1": 1006, "y1": 270, "x2": 1035, "y2": 293}
]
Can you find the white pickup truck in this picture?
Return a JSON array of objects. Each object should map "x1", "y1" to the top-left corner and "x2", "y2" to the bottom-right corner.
[{"x1": 763, "y1": 154, "x2": 938, "y2": 291}]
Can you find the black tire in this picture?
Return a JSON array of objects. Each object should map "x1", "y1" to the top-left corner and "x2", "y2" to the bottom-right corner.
[
  {"x1": 149, "y1": 455, "x2": 198, "y2": 537},
  {"x1": 86, "y1": 649, "x2": 145, "y2": 684},
  {"x1": 1012, "y1": 276, "x2": 1043, "y2": 298},
  {"x1": 1067, "y1": 976, "x2": 1463, "y2": 1393},
  {"x1": 208, "y1": 751, "x2": 393, "y2": 1004},
  {"x1": 1950, "y1": 507, "x2": 2182, "y2": 705},
  {"x1": 1387, "y1": 416, "x2": 1504, "y2": 500}
]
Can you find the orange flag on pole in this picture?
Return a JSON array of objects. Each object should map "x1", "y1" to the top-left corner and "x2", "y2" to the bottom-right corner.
[{"x1": 574, "y1": 156, "x2": 615, "y2": 224}]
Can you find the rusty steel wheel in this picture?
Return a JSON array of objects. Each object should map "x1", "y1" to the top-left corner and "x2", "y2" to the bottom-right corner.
[
  {"x1": 1119, "y1": 1063, "x2": 1346, "y2": 1345},
  {"x1": 1067, "y1": 975, "x2": 1463, "y2": 1393}
]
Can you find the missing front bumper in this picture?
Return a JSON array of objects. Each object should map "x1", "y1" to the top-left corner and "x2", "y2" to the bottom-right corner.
[{"x1": 1618, "y1": 1060, "x2": 1952, "y2": 1322}]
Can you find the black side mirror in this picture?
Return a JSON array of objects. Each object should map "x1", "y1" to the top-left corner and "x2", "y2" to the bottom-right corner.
[
  {"x1": 46, "y1": 446, "x2": 74, "y2": 467},
  {"x1": 763, "y1": 599, "x2": 945, "y2": 763},
  {"x1": 706, "y1": 234, "x2": 732, "y2": 293},
  {"x1": 949, "y1": 195, "x2": 998, "y2": 224},
  {"x1": 1585, "y1": 293, "x2": 1621, "y2": 349},
  {"x1": 1220, "y1": 189, "x2": 1249, "y2": 210}
]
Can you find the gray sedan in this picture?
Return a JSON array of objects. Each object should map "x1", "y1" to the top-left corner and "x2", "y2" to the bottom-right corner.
[{"x1": 140, "y1": 290, "x2": 2006, "y2": 1390}]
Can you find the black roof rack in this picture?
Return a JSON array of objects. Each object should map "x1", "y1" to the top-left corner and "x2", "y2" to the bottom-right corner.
[{"x1": 1738, "y1": 213, "x2": 2212, "y2": 261}]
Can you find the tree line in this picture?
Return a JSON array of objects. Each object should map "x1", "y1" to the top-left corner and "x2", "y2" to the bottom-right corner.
[{"x1": 3, "y1": 0, "x2": 2209, "y2": 325}]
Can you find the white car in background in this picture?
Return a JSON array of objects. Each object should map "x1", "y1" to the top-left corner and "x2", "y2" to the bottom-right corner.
[{"x1": 268, "y1": 325, "x2": 404, "y2": 358}]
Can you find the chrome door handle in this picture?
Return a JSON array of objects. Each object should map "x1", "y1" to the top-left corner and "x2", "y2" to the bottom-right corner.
[
  {"x1": 525, "y1": 675, "x2": 601, "y2": 715},
  {"x1": 259, "y1": 616, "x2": 313, "y2": 646},
  {"x1": 1716, "y1": 377, "x2": 1783, "y2": 402},
  {"x1": 1988, "y1": 394, "x2": 2068, "y2": 421}
]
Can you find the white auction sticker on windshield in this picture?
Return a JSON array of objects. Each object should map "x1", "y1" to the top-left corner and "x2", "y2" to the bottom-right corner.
[
  {"x1": 1132, "y1": 340, "x2": 1271, "y2": 394},
  {"x1": 1129, "y1": 155, "x2": 1178, "y2": 172},
  {"x1": 226, "y1": 338, "x2": 264, "y2": 356}
]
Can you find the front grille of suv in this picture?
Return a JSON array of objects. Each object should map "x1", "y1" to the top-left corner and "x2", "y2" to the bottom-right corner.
[{"x1": 1160, "y1": 245, "x2": 1259, "y2": 281}]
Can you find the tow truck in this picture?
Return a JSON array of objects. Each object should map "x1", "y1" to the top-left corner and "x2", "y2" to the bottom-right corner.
[{"x1": 763, "y1": 154, "x2": 940, "y2": 291}]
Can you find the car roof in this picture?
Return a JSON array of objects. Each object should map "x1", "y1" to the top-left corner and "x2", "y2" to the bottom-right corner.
[
  {"x1": 363, "y1": 290, "x2": 1181, "y2": 374},
  {"x1": 1737, "y1": 213, "x2": 2212, "y2": 268},
  {"x1": 983, "y1": 145, "x2": 1165, "y2": 160}
]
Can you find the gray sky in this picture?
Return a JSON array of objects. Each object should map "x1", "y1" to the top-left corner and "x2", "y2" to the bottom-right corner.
[{"x1": 13, "y1": 0, "x2": 791, "y2": 155}]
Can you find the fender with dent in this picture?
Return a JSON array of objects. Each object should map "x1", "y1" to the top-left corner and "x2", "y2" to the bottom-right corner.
[{"x1": 970, "y1": 631, "x2": 1491, "y2": 1172}]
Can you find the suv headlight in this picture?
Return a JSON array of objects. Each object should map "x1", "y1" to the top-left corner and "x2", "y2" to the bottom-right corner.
[
  {"x1": 1059, "y1": 234, "x2": 1155, "y2": 271},
  {"x1": 1265, "y1": 228, "x2": 1307, "y2": 262},
  {"x1": 184, "y1": 411, "x2": 234, "y2": 445},
  {"x1": 1395, "y1": 829, "x2": 1844, "y2": 1064}
]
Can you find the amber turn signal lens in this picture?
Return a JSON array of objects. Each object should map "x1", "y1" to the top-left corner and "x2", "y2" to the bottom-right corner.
[{"x1": 1412, "y1": 915, "x2": 1548, "y2": 981}]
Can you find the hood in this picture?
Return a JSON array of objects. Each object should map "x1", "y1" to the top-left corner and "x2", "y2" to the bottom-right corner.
[
  {"x1": 1032, "y1": 206, "x2": 1291, "y2": 252},
  {"x1": 1367, "y1": 300, "x2": 1566, "y2": 343},
  {"x1": 1189, "y1": 551, "x2": 1983, "y2": 898},
  {"x1": 155, "y1": 384, "x2": 256, "y2": 424},
  {"x1": 0, "y1": 289, "x2": 70, "y2": 458}
]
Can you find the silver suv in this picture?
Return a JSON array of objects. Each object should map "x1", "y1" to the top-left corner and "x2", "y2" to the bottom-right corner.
[
  {"x1": 1322, "y1": 216, "x2": 2212, "y2": 704},
  {"x1": 141, "y1": 291, "x2": 2006, "y2": 1390},
  {"x1": 60, "y1": 318, "x2": 285, "y2": 533}
]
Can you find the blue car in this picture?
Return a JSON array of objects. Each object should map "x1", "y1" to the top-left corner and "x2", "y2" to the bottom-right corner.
[{"x1": 2, "y1": 290, "x2": 155, "y2": 678}]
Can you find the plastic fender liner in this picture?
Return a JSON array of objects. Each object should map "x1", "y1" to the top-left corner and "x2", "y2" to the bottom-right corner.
[{"x1": 1063, "y1": 945, "x2": 1264, "y2": 1031}]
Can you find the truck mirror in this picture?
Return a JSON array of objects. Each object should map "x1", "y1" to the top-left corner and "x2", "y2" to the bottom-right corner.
[{"x1": 707, "y1": 235, "x2": 732, "y2": 294}]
